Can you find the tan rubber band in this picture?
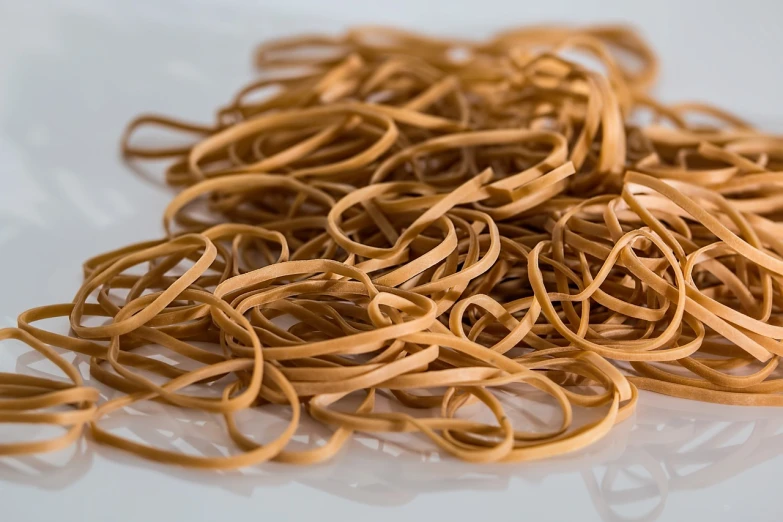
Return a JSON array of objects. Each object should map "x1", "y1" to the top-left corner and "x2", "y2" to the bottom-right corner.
[{"x1": 3, "y1": 24, "x2": 782, "y2": 468}]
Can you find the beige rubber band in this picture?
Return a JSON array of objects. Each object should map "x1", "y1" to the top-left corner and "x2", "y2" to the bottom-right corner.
[{"x1": 2, "y1": 24, "x2": 781, "y2": 468}]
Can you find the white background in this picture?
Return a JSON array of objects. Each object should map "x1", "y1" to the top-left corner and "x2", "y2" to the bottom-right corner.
[{"x1": 1, "y1": 1, "x2": 782, "y2": 521}]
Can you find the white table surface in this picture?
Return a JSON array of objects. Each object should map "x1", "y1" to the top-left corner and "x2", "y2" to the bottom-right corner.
[{"x1": 1, "y1": 1, "x2": 782, "y2": 520}]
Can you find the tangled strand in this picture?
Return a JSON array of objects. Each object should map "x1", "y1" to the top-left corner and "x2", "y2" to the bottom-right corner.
[{"x1": 3, "y1": 24, "x2": 783, "y2": 468}]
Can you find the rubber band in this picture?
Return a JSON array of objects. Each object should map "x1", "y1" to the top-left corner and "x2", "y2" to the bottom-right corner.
[{"x1": 3, "y1": 24, "x2": 782, "y2": 468}]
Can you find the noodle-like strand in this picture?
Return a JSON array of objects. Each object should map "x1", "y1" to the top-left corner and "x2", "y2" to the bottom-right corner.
[{"x1": 2, "y1": 24, "x2": 782, "y2": 468}]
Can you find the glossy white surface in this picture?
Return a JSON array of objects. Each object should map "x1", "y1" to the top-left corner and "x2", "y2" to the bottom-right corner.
[{"x1": 1, "y1": 1, "x2": 783, "y2": 520}]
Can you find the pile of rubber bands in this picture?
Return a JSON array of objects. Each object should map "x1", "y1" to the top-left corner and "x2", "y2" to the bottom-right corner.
[{"x1": 4, "y1": 24, "x2": 783, "y2": 468}]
